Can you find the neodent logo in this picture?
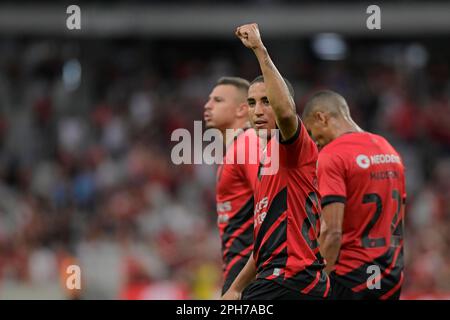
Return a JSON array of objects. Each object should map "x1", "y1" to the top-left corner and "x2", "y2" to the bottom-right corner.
[{"x1": 356, "y1": 154, "x2": 401, "y2": 169}]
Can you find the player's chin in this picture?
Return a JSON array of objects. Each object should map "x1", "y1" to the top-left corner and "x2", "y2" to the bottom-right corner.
[
  {"x1": 204, "y1": 119, "x2": 215, "y2": 128},
  {"x1": 255, "y1": 127, "x2": 271, "y2": 139}
]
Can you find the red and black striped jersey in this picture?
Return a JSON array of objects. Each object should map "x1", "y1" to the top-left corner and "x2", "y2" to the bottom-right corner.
[
  {"x1": 252, "y1": 119, "x2": 330, "y2": 298},
  {"x1": 216, "y1": 128, "x2": 259, "y2": 292},
  {"x1": 318, "y1": 132, "x2": 406, "y2": 299}
]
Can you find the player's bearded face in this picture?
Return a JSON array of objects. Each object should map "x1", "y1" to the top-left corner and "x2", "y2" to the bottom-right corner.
[
  {"x1": 203, "y1": 85, "x2": 238, "y2": 130},
  {"x1": 247, "y1": 82, "x2": 277, "y2": 138}
]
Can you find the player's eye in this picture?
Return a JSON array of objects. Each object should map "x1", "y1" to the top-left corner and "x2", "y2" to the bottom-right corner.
[
  {"x1": 247, "y1": 99, "x2": 255, "y2": 107},
  {"x1": 262, "y1": 98, "x2": 270, "y2": 106},
  {"x1": 214, "y1": 97, "x2": 223, "y2": 102}
]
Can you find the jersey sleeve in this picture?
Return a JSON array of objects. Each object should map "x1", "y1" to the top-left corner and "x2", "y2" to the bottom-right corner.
[
  {"x1": 277, "y1": 116, "x2": 318, "y2": 168},
  {"x1": 317, "y1": 150, "x2": 347, "y2": 207}
]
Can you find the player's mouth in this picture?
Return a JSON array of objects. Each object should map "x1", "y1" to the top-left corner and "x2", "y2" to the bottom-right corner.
[
  {"x1": 254, "y1": 119, "x2": 267, "y2": 129},
  {"x1": 204, "y1": 112, "x2": 212, "y2": 121}
]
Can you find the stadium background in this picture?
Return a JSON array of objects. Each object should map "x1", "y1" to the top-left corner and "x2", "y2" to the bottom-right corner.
[{"x1": 0, "y1": 1, "x2": 449, "y2": 299}]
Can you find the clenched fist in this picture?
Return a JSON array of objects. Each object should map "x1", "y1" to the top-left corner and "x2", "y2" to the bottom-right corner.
[{"x1": 235, "y1": 23, "x2": 264, "y2": 50}]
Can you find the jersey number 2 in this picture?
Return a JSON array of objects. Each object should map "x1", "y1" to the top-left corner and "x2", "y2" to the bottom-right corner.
[{"x1": 362, "y1": 190, "x2": 403, "y2": 248}]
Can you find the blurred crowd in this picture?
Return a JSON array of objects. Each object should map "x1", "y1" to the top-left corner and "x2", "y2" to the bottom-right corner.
[{"x1": 0, "y1": 37, "x2": 449, "y2": 299}]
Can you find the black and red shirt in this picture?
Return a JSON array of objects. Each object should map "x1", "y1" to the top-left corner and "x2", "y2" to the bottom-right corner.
[
  {"x1": 318, "y1": 131, "x2": 406, "y2": 299},
  {"x1": 252, "y1": 119, "x2": 329, "y2": 298},
  {"x1": 216, "y1": 128, "x2": 259, "y2": 291}
]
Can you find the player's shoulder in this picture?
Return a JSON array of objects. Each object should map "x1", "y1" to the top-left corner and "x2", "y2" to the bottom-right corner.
[
  {"x1": 322, "y1": 131, "x2": 389, "y2": 151},
  {"x1": 318, "y1": 145, "x2": 346, "y2": 171},
  {"x1": 319, "y1": 132, "x2": 370, "y2": 163},
  {"x1": 362, "y1": 131, "x2": 388, "y2": 144},
  {"x1": 320, "y1": 131, "x2": 403, "y2": 168},
  {"x1": 320, "y1": 132, "x2": 358, "y2": 154},
  {"x1": 359, "y1": 132, "x2": 402, "y2": 159}
]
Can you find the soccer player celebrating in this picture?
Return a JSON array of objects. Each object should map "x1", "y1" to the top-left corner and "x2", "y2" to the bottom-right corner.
[
  {"x1": 223, "y1": 24, "x2": 329, "y2": 300},
  {"x1": 204, "y1": 77, "x2": 259, "y2": 295},
  {"x1": 302, "y1": 90, "x2": 406, "y2": 300}
]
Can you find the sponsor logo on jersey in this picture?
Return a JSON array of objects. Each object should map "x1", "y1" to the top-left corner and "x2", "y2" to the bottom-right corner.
[
  {"x1": 217, "y1": 213, "x2": 230, "y2": 224},
  {"x1": 254, "y1": 197, "x2": 269, "y2": 226},
  {"x1": 356, "y1": 154, "x2": 401, "y2": 169}
]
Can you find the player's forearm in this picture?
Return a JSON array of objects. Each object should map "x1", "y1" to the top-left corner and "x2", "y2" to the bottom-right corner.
[
  {"x1": 228, "y1": 254, "x2": 257, "y2": 293},
  {"x1": 253, "y1": 47, "x2": 296, "y2": 129},
  {"x1": 319, "y1": 232, "x2": 342, "y2": 273}
]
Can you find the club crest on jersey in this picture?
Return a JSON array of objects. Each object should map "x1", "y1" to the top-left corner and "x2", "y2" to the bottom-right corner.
[{"x1": 356, "y1": 154, "x2": 371, "y2": 169}]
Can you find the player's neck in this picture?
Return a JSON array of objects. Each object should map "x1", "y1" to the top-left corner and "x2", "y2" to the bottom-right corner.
[
  {"x1": 221, "y1": 120, "x2": 249, "y2": 146},
  {"x1": 334, "y1": 120, "x2": 364, "y2": 139}
]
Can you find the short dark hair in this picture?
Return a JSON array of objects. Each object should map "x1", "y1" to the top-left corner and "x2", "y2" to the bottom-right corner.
[
  {"x1": 302, "y1": 90, "x2": 349, "y2": 119},
  {"x1": 250, "y1": 75, "x2": 295, "y2": 98},
  {"x1": 216, "y1": 76, "x2": 250, "y2": 93}
]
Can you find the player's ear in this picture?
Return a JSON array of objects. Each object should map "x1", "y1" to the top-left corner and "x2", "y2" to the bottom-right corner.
[
  {"x1": 236, "y1": 102, "x2": 249, "y2": 118},
  {"x1": 315, "y1": 111, "x2": 327, "y2": 125}
]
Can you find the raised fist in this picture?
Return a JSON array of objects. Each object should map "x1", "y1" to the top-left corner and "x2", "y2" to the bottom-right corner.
[{"x1": 235, "y1": 23, "x2": 264, "y2": 50}]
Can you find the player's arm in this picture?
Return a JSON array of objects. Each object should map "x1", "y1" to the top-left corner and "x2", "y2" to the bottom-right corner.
[
  {"x1": 319, "y1": 202, "x2": 345, "y2": 274},
  {"x1": 221, "y1": 254, "x2": 257, "y2": 300},
  {"x1": 235, "y1": 23, "x2": 297, "y2": 141}
]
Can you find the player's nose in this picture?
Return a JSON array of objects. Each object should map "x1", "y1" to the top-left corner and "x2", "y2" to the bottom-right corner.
[
  {"x1": 254, "y1": 101, "x2": 264, "y2": 115},
  {"x1": 204, "y1": 100, "x2": 213, "y2": 110}
]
